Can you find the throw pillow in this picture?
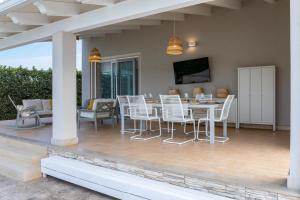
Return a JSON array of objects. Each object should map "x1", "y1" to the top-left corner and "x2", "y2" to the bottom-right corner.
[{"x1": 87, "y1": 99, "x2": 94, "y2": 111}]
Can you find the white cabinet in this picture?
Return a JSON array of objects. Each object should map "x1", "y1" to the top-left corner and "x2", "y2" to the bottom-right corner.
[
  {"x1": 250, "y1": 68, "x2": 262, "y2": 123},
  {"x1": 238, "y1": 69, "x2": 250, "y2": 123},
  {"x1": 238, "y1": 66, "x2": 276, "y2": 130},
  {"x1": 261, "y1": 67, "x2": 275, "y2": 124}
]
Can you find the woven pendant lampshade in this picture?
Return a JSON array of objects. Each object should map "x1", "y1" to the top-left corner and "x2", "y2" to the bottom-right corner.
[
  {"x1": 166, "y1": 14, "x2": 183, "y2": 55},
  {"x1": 166, "y1": 36, "x2": 183, "y2": 55},
  {"x1": 88, "y1": 48, "x2": 101, "y2": 63}
]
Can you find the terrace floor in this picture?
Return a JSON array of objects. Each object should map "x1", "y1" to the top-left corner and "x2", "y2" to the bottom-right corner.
[{"x1": 0, "y1": 118, "x2": 290, "y2": 193}]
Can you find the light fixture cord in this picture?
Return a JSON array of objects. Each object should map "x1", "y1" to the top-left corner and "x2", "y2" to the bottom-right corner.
[{"x1": 173, "y1": 14, "x2": 176, "y2": 37}]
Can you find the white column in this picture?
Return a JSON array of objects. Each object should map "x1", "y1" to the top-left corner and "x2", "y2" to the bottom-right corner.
[
  {"x1": 51, "y1": 31, "x2": 78, "y2": 146},
  {"x1": 288, "y1": 0, "x2": 300, "y2": 191}
]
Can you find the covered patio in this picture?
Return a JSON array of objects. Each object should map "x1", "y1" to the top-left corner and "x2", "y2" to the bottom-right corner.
[
  {"x1": 0, "y1": 0, "x2": 300, "y2": 198},
  {"x1": 0, "y1": 118, "x2": 290, "y2": 192}
]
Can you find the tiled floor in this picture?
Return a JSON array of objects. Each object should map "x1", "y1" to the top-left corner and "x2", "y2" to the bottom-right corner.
[
  {"x1": 0, "y1": 118, "x2": 290, "y2": 190},
  {"x1": 0, "y1": 175, "x2": 114, "y2": 200}
]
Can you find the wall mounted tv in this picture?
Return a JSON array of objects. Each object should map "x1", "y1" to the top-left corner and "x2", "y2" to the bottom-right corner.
[{"x1": 173, "y1": 57, "x2": 211, "y2": 84}]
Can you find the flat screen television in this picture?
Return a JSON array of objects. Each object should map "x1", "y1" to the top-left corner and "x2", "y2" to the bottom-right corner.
[{"x1": 173, "y1": 57, "x2": 210, "y2": 84}]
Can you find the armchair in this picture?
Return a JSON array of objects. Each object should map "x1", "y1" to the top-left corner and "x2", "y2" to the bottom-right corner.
[
  {"x1": 78, "y1": 99, "x2": 116, "y2": 130},
  {"x1": 8, "y1": 95, "x2": 40, "y2": 128}
]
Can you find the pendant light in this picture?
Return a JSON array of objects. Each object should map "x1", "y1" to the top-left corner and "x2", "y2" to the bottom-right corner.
[
  {"x1": 166, "y1": 15, "x2": 183, "y2": 55},
  {"x1": 88, "y1": 48, "x2": 101, "y2": 63}
]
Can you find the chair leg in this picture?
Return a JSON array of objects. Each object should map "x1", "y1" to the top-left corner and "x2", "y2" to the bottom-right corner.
[
  {"x1": 205, "y1": 120, "x2": 229, "y2": 143},
  {"x1": 196, "y1": 120, "x2": 209, "y2": 142},
  {"x1": 36, "y1": 115, "x2": 40, "y2": 126},
  {"x1": 16, "y1": 114, "x2": 20, "y2": 128},
  {"x1": 205, "y1": 120, "x2": 209, "y2": 137},
  {"x1": 111, "y1": 118, "x2": 114, "y2": 128},
  {"x1": 158, "y1": 118, "x2": 162, "y2": 136},
  {"x1": 171, "y1": 122, "x2": 174, "y2": 139},
  {"x1": 122, "y1": 118, "x2": 139, "y2": 134},
  {"x1": 193, "y1": 121, "x2": 196, "y2": 140},
  {"x1": 183, "y1": 122, "x2": 194, "y2": 135},
  {"x1": 94, "y1": 119, "x2": 98, "y2": 130},
  {"x1": 223, "y1": 120, "x2": 228, "y2": 138},
  {"x1": 130, "y1": 119, "x2": 161, "y2": 141},
  {"x1": 163, "y1": 121, "x2": 194, "y2": 145},
  {"x1": 197, "y1": 120, "x2": 200, "y2": 139}
]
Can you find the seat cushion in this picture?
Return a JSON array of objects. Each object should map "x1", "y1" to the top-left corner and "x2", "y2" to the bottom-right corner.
[
  {"x1": 80, "y1": 111, "x2": 111, "y2": 119},
  {"x1": 23, "y1": 99, "x2": 43, "y2": 111},
  {"x1": 80, "y1": 111, "x2": 95, "y2": 119}
]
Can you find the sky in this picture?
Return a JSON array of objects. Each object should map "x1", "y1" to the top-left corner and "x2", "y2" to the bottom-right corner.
[{"x1": 0, "y1": 40, "x2": 82, "y2": 70}]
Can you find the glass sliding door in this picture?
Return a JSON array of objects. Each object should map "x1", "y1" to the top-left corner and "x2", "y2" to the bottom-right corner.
[
  {"x1": 100, "y1": 62, "x2": 113, "y2": 99},
  {"x1": 99, "y1": 58, "x2": 138, "y2": 99},
  {"x1": 116, "y1": 59, "x2": 135, "y2": 97}
]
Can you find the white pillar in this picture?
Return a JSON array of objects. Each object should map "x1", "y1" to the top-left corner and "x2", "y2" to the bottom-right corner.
[
  {"x1": 288, "y1": 0, "x2": 300, "y2": 191},
  {"x1": 51, "y1": 31, "x2": 78, "y2": 146}
]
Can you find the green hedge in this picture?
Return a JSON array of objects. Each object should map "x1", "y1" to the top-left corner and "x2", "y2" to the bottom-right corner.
[{"x1": 0, "y1": 66, "x2": 82, "y2": 120}]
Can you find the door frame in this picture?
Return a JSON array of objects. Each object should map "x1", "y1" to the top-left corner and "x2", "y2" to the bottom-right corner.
[{"x1": 100, "y1": 52, "x2": 142, "y2": 97}]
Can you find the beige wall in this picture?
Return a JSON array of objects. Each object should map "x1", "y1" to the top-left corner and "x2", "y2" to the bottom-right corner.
[{"x1": 82, "y1": 0, "x2": 290, "y2": 126}]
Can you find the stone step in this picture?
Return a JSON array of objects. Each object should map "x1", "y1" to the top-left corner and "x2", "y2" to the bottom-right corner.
[
  {"x1": 0, "y1": 156, "x2": 41, "y2": 182},
  {"x1": 0, "y1": 136, "x2": 47, "y2": 154},
  {"x1": 0, "y1": 142, "x2": 47, "y2": 164}
]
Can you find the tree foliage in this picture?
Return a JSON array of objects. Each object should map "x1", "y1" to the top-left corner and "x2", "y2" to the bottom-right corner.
[{"x1": 0, "y1": 66, "x2": 82, "y2": 120}]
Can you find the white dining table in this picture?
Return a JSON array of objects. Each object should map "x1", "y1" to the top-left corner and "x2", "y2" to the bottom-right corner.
[{"x1": 120, "y1": 103, "x2": 221, "y2": 144}]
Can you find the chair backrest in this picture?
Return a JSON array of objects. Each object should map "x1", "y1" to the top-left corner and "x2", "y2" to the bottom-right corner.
[
  {"x1": 92, "y1": 98, "x2": 116, "y2": 111},
  {"x1": 8, "y1": 95, "x2": 17, "y2": 110},
  {"x1": 95, "y1": 101, "x2": 115, "y2": 115},
  {"x1": 160, "y1": 95, "x2": 185, "y2": 121},
  {"x1": 117, "y1": 95, "x2": 128, "y2": 105},
  {"x1": 195, "y1": 94, "x2": 213, "y2": 102},
  {"x1": 127, "y1": 95, "x2": 149, "y2": 119},
  {"x1": 219, "y1": 95, "x2": 235, "y2": 120},
  {"x1": 117, "y1": 95, "x2": 129, "y2": 115}
]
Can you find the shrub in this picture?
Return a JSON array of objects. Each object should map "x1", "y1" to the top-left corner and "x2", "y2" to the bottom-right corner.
[{"x1": 0, "y1": 66, "x2": 82, "y2": 120}]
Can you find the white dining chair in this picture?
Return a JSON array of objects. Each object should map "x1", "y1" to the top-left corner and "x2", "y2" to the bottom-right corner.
[
  {"x1": 117, "y1": 95, "x2": 138, "y2": 134},
  {"x1": 127, "y1": 95, "x2": 161, "y2": 141},
  {"x1": 191, "y1": 94, "x2": 213, "y2": 137},
  {"x1": 197, "y1": 95, "x2": 235, "y2": 143},
  {"x1": 160, "y1": 95, "x2": 196, "y2": 145}
]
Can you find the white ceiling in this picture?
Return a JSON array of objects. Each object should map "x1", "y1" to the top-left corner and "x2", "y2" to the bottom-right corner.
[{"x1": 0, "y1": 0, "x2": 277, "y2": 40}]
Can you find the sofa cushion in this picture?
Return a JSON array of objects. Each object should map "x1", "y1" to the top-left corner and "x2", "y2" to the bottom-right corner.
[
  {"x1": 23, "y1": 99, "x2": 43, "y2": 111},
  {"x1": 41, "y1": 99, "x2": 52, "y2": 111}
]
